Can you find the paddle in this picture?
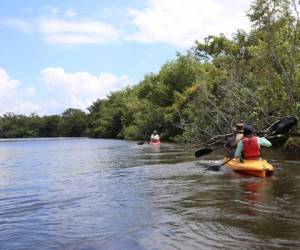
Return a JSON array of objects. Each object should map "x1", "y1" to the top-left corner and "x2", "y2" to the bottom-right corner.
[
  {"x1": 264, "y1": 116, "x2": 298, "y2": 135},
  {"x1": 206, "y1": 158, "x2": 233, "y2": 171},
  {"x1": 137, "y1": 140, "x2": 161, "y2": 145},
  {"x1": 205, "y1": 116, "x2": 298, "y2": 171},
  {"x1": 194, "y1": 116, "x2": 298, "y2": 158},
  {"x1": 194, "y1": 148, "x2": 213, "y2": 157}
]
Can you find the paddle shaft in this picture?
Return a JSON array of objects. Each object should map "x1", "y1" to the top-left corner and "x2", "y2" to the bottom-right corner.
[
  {"x1": 207, "y1": 158, "x2": 234, "y2": 171},
  {"x1": 208, "y1": 130, "x2": 277, "y2": 171},
  {"x1": 217, "y1": 158, "x2": 233, "y2": 168},
  {"x1": 196, "y1": 125, "x2": 280, "y2": 158}
]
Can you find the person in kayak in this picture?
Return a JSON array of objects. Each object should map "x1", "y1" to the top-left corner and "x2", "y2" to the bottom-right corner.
[
  {"x1": 235, "y1": 125, "x2": 272, "y2": 160},
  {"x1": 150, "y1": 130, "x2": 160, "y2": 143},
  {"x1": 224, "y1": 123, "x2": 244, "y2": 158}
]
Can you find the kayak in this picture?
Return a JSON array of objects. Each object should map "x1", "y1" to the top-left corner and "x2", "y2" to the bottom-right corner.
[
  {"x1": 224, "y1": 157, "x2": 274, "y2": 178},
  {"x1": 150, "y1": 141, "x2": 160, "y2": 145}
]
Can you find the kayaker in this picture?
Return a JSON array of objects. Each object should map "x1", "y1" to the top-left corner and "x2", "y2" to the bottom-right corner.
[
  {"x1": 235, "y1": 125, "x2": 272, "y2": 160},
  {"x1": 224, "y1": 123, "x2": 244, "y2": 158},
  {"x1": 150, "y1": 130, "x2": 160, "y2": 143}
]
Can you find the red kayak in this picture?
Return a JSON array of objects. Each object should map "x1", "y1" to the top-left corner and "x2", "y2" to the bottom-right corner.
[{"x1": 150, "y1": 141, "x2": 160, "y2": 145}]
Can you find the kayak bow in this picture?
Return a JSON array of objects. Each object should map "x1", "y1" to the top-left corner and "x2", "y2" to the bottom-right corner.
[
  {"x1": 150, "y1": 141, "x2": 160, "y2": 145},
  {"x1": 224, "y1": 157, "x2": 274, "y2": 178}
]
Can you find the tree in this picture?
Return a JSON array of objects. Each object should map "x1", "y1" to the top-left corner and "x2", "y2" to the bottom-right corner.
[
  {"x1": 59, "y1": 108, "x2": 88, "y2": 137},
  {"x1": 248, "y1": 0, "x2": 300, "y2": 114},
  {"x1": 39, "y1": 115, "x2": 61, "y2": 137}
]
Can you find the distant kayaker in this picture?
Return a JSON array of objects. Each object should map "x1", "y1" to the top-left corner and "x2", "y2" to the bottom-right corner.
[
  {"x1": 224, "y1": 123, "x2": 244, "y2": 158},
  {"x1": 150, "y1": 130, "x2": 160, "y2": 143},
  {"x1": 235, "y1": 125, "x2": 272, "y2": 160}
]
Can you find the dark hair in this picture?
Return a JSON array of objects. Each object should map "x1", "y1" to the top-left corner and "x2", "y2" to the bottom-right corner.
[{"x1": 243, "y1": 125, "x2": 253, "y2": 135}]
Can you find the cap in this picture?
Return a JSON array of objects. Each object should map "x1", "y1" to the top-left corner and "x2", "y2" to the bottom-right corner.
[
  {"x1": 234, "y1": 123, "x2": 244, "y2": 133},
  {"x1": 243, "y1": 125, "x2": 253, "y2": 135}
]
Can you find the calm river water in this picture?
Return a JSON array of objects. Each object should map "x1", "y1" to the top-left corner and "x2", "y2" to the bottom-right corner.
[{"x1": 0, "y1": 138, "x2": 299, "y2": 250}]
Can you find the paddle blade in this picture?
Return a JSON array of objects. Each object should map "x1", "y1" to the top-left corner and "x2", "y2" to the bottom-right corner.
[
  {"x1": 195, "y1": 148, "x2": 213, "y2": 158},
  {"x1": 207, "y1": 165, "x2": 221, "y2": 171},
  {"x1": 137, "y1": 142, "x2": 144, "y2": 145},
  {"x1": 267, "y1": 134, "x2": 289, "y2": 147},
  {"x1": 268, "y1": 116, "x2": 298, "y2": 135},
  {"x1": 206, "y1": 158, "x2": 233, "y2": 171}
]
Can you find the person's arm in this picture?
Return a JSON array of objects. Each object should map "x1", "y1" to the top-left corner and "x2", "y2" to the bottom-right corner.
[
  {"x1": 258, "y1": 137, "x2": 272, "y2": 147},
  {"x1": 234, "y1": 140, "x2": 243, "y2": 158},
  {"x1": 224, "y1": 137, "x2": 234, "y2": 148},
  {"x1": 224, "y1": 138, "x2": 230, "y2": 148}
]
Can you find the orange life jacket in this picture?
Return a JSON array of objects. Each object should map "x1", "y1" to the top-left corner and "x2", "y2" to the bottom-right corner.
[{"x1": 242, "y1": 136, "x2": 261, "y2": 160}]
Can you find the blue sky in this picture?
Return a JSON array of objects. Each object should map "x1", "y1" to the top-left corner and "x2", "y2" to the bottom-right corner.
[{"x1": 0, "y1": 0, "x2": 251, "y2": 115}]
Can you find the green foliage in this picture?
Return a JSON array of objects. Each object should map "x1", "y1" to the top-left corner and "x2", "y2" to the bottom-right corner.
[
  {"x1": 0, "y1": 113, "x2": 42, "y2": 138},
  {"x1": 123, "y1": 101, "x2": 165, "y2": 139},
  {"x1": 1, "y1": 0, "x2": 299, "y2": 142},
  {"x1": 89, "y1": 90, "x2": 130, "y2": 138},
  {"x1": 59, "y1": 108, "x2": 88, "y2": 137},
  {"x1": 0, "y1": 110, "x2": 88, "y2": 138},
  {"x1": 39, "y1": 115, "x2": 61, "y2": 137},
  {"x1": 87, "y1": 53, "x2": 204, "y2": 140}
]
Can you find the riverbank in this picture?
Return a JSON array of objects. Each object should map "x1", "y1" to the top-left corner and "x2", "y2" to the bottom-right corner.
[
  {"x1": 1, "y1": 135, "x2": 300, "y2": 152},
  {"x1": 283, "y1": 136, "x2": 300, "y2": 152}
]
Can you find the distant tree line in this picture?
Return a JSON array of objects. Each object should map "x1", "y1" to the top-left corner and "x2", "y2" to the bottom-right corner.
[
  {"x1": 1, "y1": 0, "x2": 299, "y2": 142},
  {"x1": 0, "y1": 109, "x2": 88, "y2": 138}
]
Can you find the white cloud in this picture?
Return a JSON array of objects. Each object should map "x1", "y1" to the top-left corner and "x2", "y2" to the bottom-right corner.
[
  {"x1": 43, "y1": 5, "x2": 61, "y2": 15},
  {"x1": 0, "y1": 68, "x2": 20, "y2": 97},
  {"x1": 25, "y1": 86, "x2": 36, "y2": 96},
  {"x1": 0, "y1": 68, "x2": 40, "y2": 114},
  {"x1": 39, "y1": 19, "x2": 121, "y2": 44},
  {"x1": 4, "y1": 1, "x2": 252, "y2": 47},
  {"x1": 0, "y1": 67, "x2": 131, "y2": 115},
  {"x1": 11, "y1": 100, "x2": 42, "y2": 115},
  {"x1": 40, "y1": 67, "x2": 132, "y2": 111},
  {"x1": 5, "y1": 18, "x2": 120, "y2": 45},
  {"x1": 127, "y1": 0, "x2": 251, "y2": 47},
  {"x1": 65, "y1": 9, "x2": 77, "y2": 17}
]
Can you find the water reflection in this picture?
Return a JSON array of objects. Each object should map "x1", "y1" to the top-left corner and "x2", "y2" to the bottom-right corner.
[
  {"x1": 231, "y1": 175, "x2": 274, "y2": 216},
  {"x1": 0, "y1": 139, "x2": 299, "y2": 249}
]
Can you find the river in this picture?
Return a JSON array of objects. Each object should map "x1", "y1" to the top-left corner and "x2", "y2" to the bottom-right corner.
[{"x1": 0, "y1": 138, "x2": 299, "y2": 250}]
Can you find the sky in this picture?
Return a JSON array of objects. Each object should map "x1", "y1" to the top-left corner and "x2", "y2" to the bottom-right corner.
[{"x1": 0, "y1": 0, "x2": 252, "y2": 115}]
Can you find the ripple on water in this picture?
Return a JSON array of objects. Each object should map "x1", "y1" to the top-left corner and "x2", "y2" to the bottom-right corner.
[{"x1": 0, "y1": 139, "x2": 299, "y2": 249}]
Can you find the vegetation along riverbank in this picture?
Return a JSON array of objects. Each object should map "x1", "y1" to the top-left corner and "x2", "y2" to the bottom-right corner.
[{"x1": 0, "y1": 0, "x2": 299, "y2": 150}]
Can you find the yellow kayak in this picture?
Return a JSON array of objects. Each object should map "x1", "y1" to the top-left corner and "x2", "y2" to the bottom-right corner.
[{"x1": 224, "y1": 158, "x2": 274, "y2": 178}]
